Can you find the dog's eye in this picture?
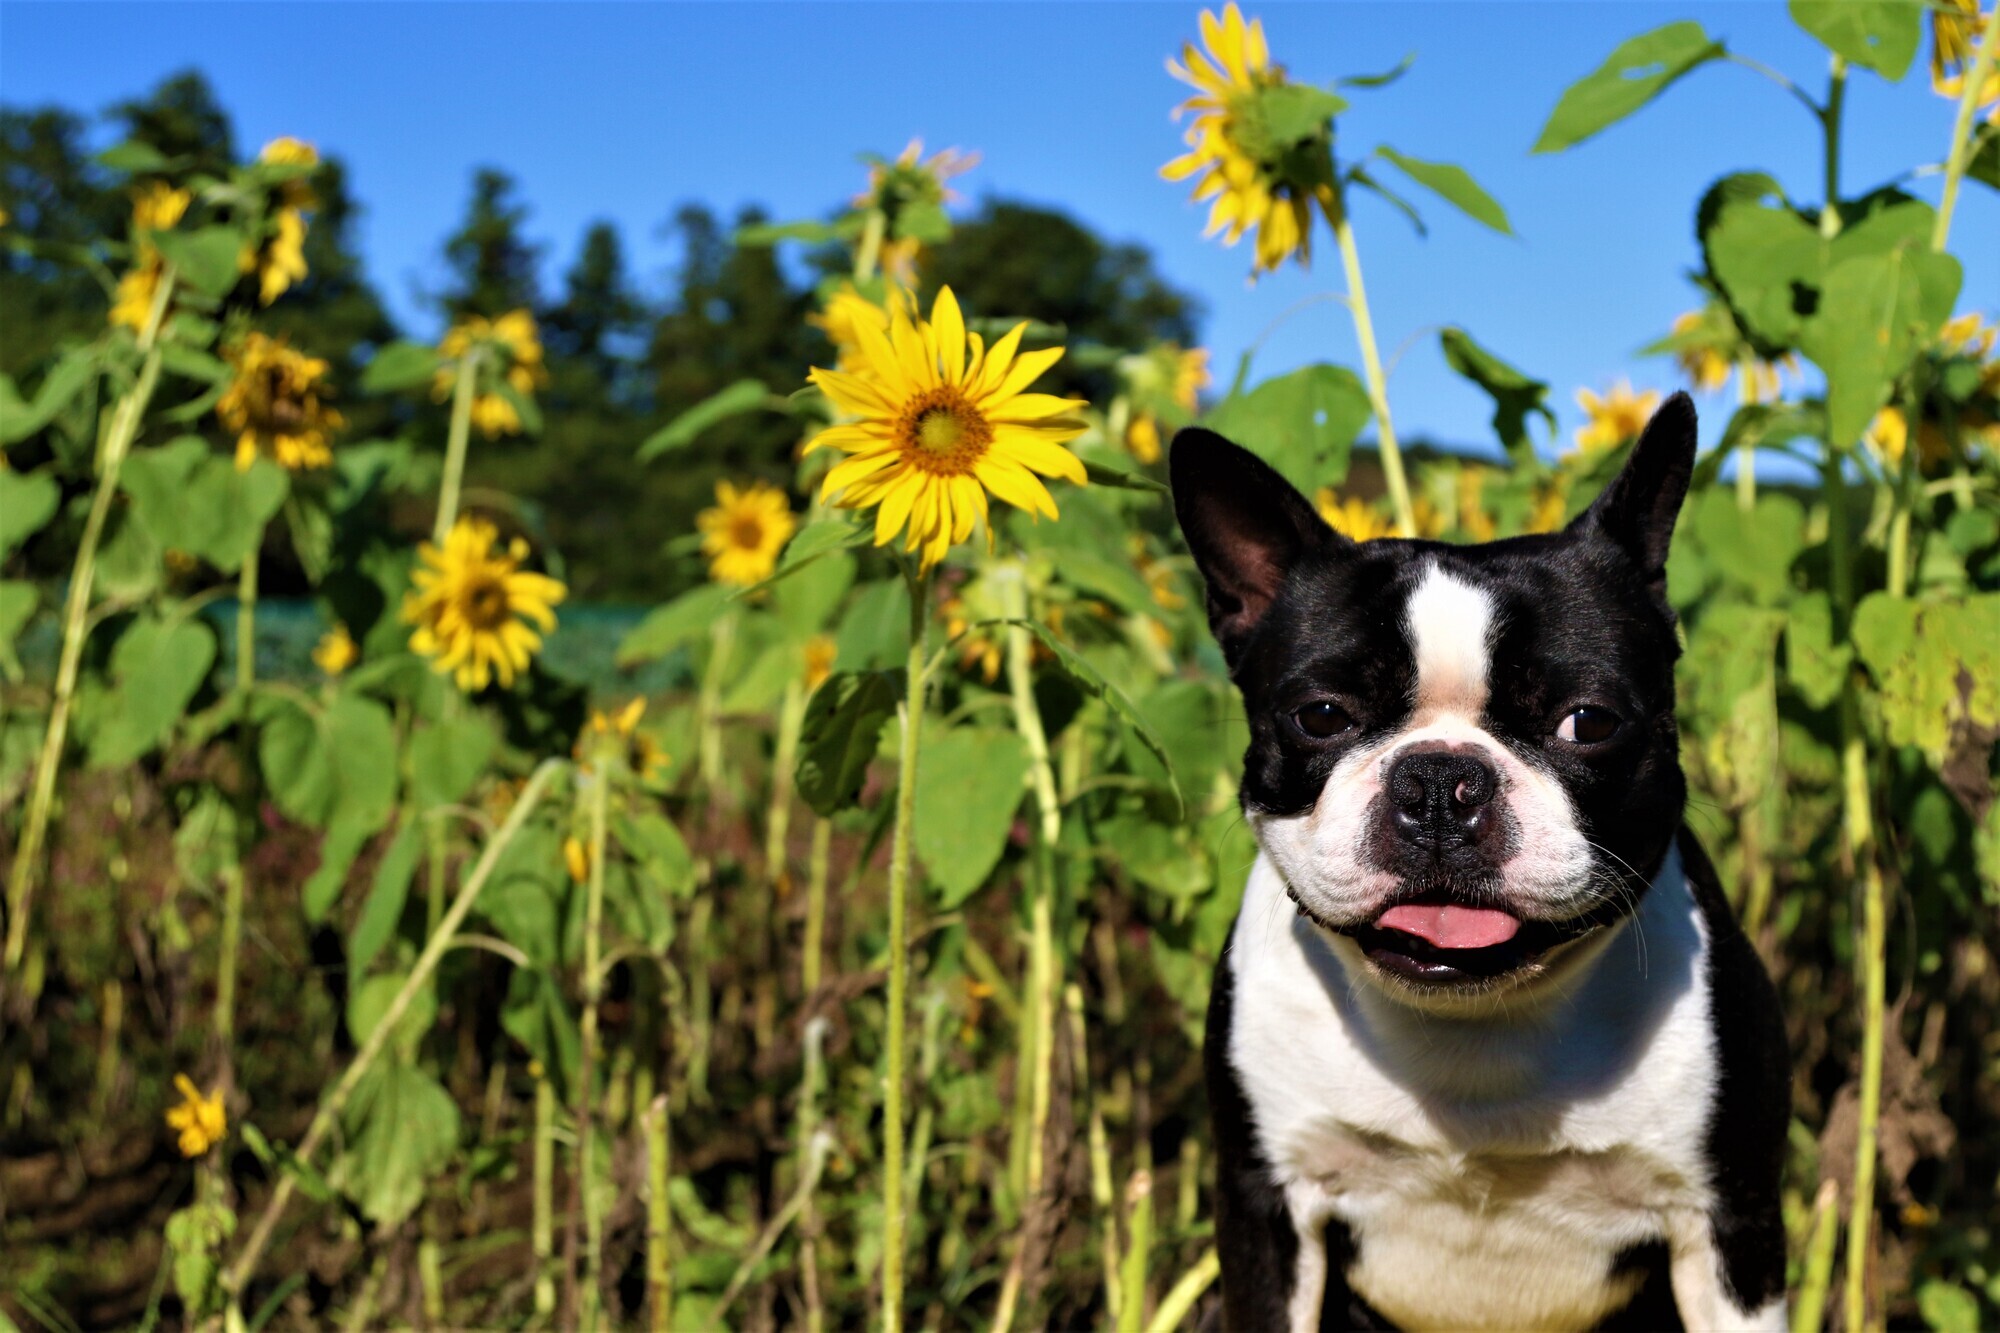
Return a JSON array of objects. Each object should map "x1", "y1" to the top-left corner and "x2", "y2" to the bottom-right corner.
[
  {"x1": 1556, "y1": 707, "x2": 1620, "y2": 745},
  {"x1": 1292, "y1": 701, "x2": 1355, "y2": 739}
]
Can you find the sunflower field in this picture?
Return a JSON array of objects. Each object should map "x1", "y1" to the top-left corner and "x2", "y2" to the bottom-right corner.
[{"x1": 4, "y1": 4, "x2": 2000, "y2": 1331}]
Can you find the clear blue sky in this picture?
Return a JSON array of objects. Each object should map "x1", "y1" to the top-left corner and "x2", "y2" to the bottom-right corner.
[{"x1": 4, "y1": 2, "x2": 1995, "y2": 458}]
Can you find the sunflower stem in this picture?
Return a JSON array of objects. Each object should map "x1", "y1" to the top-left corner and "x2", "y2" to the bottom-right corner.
[
  {"x1": 434, "y1": 344, "x2": 483, "y2": 545},
  {"x1": 212, "y1": 544, "x2": 261, "y2": 1061},
  {"x1": 855, "y1": 209, "x2": 887, "y2": 284},
  {"x1": 1932, "y1": 3, "x2": 2000, "y2": 251},
  {"x1": 644, "y1": 1092, "x2": 674, "y2": 1333},
  {"x1": 802, "y1": 817, "x2": 832, "y2": 996},
  {"x1": 533, "y1": 1066, "x2": 557, "y2": 1316},
  {"x1": 221, "y1": 759, "x2": 564, "y2": 1302},
  {"x1": 881, "y1": 564, "x2": 931, "y2": 1333},
  {"x1": 5, "y1": 263, "x2": 177, "y2": 976},
  {"x1": 574, "y1": 752, "x2": 612, "y2": 1331},
  {"x1": 1322, "y1": 187, "x2": 1417, "y2": 537}
]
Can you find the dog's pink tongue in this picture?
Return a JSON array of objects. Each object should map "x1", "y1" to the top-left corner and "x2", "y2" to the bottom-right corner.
[{"x1": 1375, "y1": 904, "x2": 1521, "y2": 950}]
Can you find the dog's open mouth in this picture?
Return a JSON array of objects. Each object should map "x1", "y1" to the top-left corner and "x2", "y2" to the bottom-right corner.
[{"x1": 1344, "y1": 902, "x2": 1604, "y2": 985}]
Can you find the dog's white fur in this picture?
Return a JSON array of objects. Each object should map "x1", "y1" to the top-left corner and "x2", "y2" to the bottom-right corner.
[{"x1": 1231, "y1": 563, "x2": 1784, "y2": 1330}]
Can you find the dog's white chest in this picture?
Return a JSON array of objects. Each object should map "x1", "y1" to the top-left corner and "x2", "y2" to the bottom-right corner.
[{"x1": 1227, "y1": 852, "x2": 1722, "y2": 1332}]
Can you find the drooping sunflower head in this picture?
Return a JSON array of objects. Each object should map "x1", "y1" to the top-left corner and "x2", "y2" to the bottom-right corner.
[
  {"x1": 258, "y1": 135, "x2": 321, "y2": 210},
  {"x1": 1572, "y1": 380, "x2": 1663, "y2": 454},
  {"x1": 576, "y1": 697, "x2": 667, "y2": 777},
  {"x1": 1162, "y1": 4, "x2": 1327, "y2": 274},
  {"x1": 855, "y1": 138, "x2": 980, "y2": 219},
  {"x1": 434, "y1": 309, "x2": 549, "y2": 438},
  {"x1": 165, "y1": 1074, "x2": 226, "y2": 1158},
  {"x1": 1664, "y1": 307, "x2": 1794, "y2": 405},
  {"x1": 217, "y1": 332, "x2": 343, "y2": 471},
  {"x1": 402, "y1": 517, "x2": 567, "y2": 692},
  {"x1": 696, "y1": 480, "x2": 798, "y2": 587},
  {"x1": 805, "y1": 286, "x2": 1088, "y2": 569}
]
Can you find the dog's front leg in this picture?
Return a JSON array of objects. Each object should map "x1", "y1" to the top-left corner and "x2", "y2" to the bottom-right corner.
[{"x1": 1666, "y1": 1209, "x2": 1787, "y2": 1332}]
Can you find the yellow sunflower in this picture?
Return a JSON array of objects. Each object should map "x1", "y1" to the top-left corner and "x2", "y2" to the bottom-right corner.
[
  {"x1": 434, "y1": 309, "x2": 548, "y2": 439},
  {"x1": 403, "y1": 518, "x2": 567, "y2": 692},
  {"x1": 1162, "y1": 4, "x2": 1322, "y2": 274},
  {"x1": 313, "y1": 623, "x2": 358, "y2": 676},
  {"x1": 1932, "y1": 0, "x2": 2000, "y2": 122},
  {"x1": 1125, "y1": 343, "x2": 1212, "y2": 463},
  {"x1": 697, "y1": 480, "x2": 797, "y2": 586},
  {"x1": 805, "y1": 286, "x2": 1087, "y2": 569},
  {"x1": 803, "y1": 634, "x2": 838, "y2": 691},
  {"x1": 217, "y1": 333, "x2": 343, "y2": 471},
  {"x1": 110, "y1": 183, "x2": 191, "y2": 333},
  {"x1": 1315, "y1": 488, "x2": 1395, "y2": 542},
  {"x1": 166, "y1": 1074, "x2": 226, "y2": 1158},
  {"x1": 259, "y1": 136, "x2": 320, "y2": 209},
  {"x1": 1573, "y1": 381, "x2": 1662, "y2": 453},
  {"x1": 810, "y1": 283, "x2": 905, "y2": 373},
  {"x1": 110, "y1": 263, "x2": 166, "y2": 333},
  {"x1": 132, "y1": 181, "x2": 191, "y2": 234},
  {"x1": 576, "y1": 697, "x2": 667, "y2": 777},
  {"x1": 1667, "y1": 311, "x2": 1794, "y2": 403}
]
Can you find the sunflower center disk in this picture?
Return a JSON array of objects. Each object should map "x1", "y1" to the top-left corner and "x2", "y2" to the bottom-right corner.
[
  {"x1": 729, "y1": 517, "x2": 765, "y2": 550},
  {"x1": 900, "y1": 389, "x2": 991, "y2": 476},
  {"x1": 464, "y1": 577, "x2": 511, "y2": 630}
]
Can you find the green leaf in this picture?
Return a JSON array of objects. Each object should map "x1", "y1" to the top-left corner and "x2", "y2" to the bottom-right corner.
[
  {"x1": 1439, "y1": 327, "x2": 1555, "y2": 462},
  {"x1": 1684, "y1": 490, "x2": 1806, "y2": 606},
  {"x1": 1798, "y1": 243, "x2": 1962, "y2": 447},
  {"x1": 741, "y1": 517, "x2": 870, "y2": 597},
  {"x1": 1968, "y1": 127, "x2": 2000, "y2": 192},
  {"x1": 331, "y1": 1063, "x2": 459, "y2": 1227},
  {"x1": 1254, "y1": 83, "x2": 1348, "y2": 146},
  {"x1": 797, "y1": 669, "x2": 901, "y2": 817},
  {"x1": 1101, "y1": 813, "x2": 1212, "y2": 900},
  {"x1": 1081, "y1": 459, "x2": 1170, "y2": 495},
  {"x1": 1003, "y1": 619, "x2": 1183, "y2": 815},
  {"x1": 123, "y1": 440, "x2": 289, "y2": 572},
  {"x1": 617, "y1": 583, "x2": 734, "y2": 665},
  {"x1": 1346, "y1": 164, "x2": 1428, "y2": 237},
  {"x1": 152, "y1": 225, "x2": 245, "y2": 298},
  {"x1": 896, "y1": 199, "x2": 953, "y2": 244},
  {"x1": 87, "y1": 616, "x2": 216, "y2": 767},
  {"x1": 302, "y1": 816, "x2": 369, "y2": 922},
  {"x1": 736, "y1": 218, "x2": 848, "y2": 247},
  {"x1": 1852, "y1": 592, "x2": 2000, "y2": 767},
  {"x1": 97, "y1": 140, "x2": 176, "y2": 173},
  {"x1": 1916, "y1": 1279, "x2": 1981, "y2": 1333},
  {"x1": 0, "y1": 581, "x2": 36, "y2": 675},
  {"x1": 637, "y1": 378, "x2": 773, "y2": 461},
  {"x1": 257, "y1": 694, "x2": 397, "y2": 832},
  {"x1": 1533, "y1": 22, "x2": 1726, "y2": 153},
  {"x1": 1783, "y1": 593, "x2": 1851, "y2": 709},
  {"x1": 491, "y1": 375, "x2": 543, "y2": 435},
  {"x1": 0, "y1": 468, "x2": 60, "y2": 560},
  {"x1": 1337, "y1": 52, "x2": 1416, "y2": 89},
  {"x1": 1700, "y1": 175, "x2": 1820, "y2": 351},
  {"x1": 359, "y1": 340, "x2": 442, "y2": 394},
  {"x1": 773, "y1": 549, "x2": 856, "y2": 639},
  {"x1": 345, "y1": 970, "x2": 438, "y2": 1058},
  {"x1": 349, "y1": 820, "x2": 421, "y2": 978},
  {"x1": 502, "y1": 968, "x2": 579, "y2": 1092},
  {"x1": 0, "y1": 346, "x2": 100, "y2": 446},
  {"x1": 1789, "y1": 0, "x2": 1920, "y2": 79},
  {"x1": 260, "y1": 701, "x2": 336, "y2": 825},
  {"x1": 481, "y1": 826, "x2": 566, "y2": 969},
  {"x1": 1203, "y1": 362, "x2": 1371, "y2": 494},
  {"x1": 1376, "y1": 147, "x2": 1511, "y2": 234},
  {"x1": 914, "y1": 727, "x2": 1029, "y2": 906},
  {"x1": 409, "y1": 714, "x2": 495, "y2": 809}
]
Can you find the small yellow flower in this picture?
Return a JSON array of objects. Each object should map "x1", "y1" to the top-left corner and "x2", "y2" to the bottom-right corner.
[
  {"x1": 1573, "y1": 381, "x2": 1662, "y2": 453},
  {"x1": 166, "y1": 1074, "x2": 226, "y2": 1158},
  {"x1": 1865, "y1": 406, "x2": 1953, "y2": 471},
  {"x1": 313, "y1": 623, "x2": 358, "y2": 676},
  {"x1": 803, "y1": 634, "x2": 838, "y2": 691},
  {"x1": 132, "y1": 181, "x2": 191, "y2": 235},
  {"x1": 564, "y1": 835, "x2": 591, "y2": 884},
  {"x1": 217, "y1": 332, "x2": 343, "y2": 471},
  {"x1": 1456, "y1": 467, "x2": 1498, "y2": 543},
  {"x1": 1940, "y1": 311, "x2": 1997, "y2": 359},
  {"x1": 403, "y1": 518, "x2": 567, "y2": 692},
  {"x1": 1668, "y1": 311, "x2": 1794, "y2": 404},
  {"x1": 109, "y1": 261, "x2": 165, "y2": 333},
  {"x1": 806, "y1": 285, "x2": 1088, "y2": 569},
  {"x1": 578, "y1": 698, "x2": 665, "y2": 777},
  {"x1": 1314, "y1": 488, "x2": 1395, "y2": 542},
  {"x1": 1932, "y1": 0, "x2": 2000, "y2": 123},
  {"x1": 943, "y1": 593, "x2": 1006, "y2": 683},
  {"x1": 434, "y1": 310, "x2": 548, "y2": 439},
  {"x1": 697, "y1": 480, "x2": 797, "y2": 587},
  {"x1": 1162, "y1": 4, "x2": 1323, "y2": 274},
  {"x1": 1126, "y1": 412, "x2": 1164, "y2": 464},
  {"x1": 258, "y1": 136, "x2": 320, "y2": 209},
  {"x1": 110, "y1": 183, "x2": 192, "y2": 333}
]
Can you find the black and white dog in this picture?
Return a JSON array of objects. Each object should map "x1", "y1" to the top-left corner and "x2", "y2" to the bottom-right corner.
[{"x1": 1171, "y1": 394, "x2": 1788, "y2": 1332}]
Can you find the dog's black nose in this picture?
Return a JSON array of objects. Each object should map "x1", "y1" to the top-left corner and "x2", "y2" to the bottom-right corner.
[{"x1": 1387, "y1": 748, "x2": 1498, "y2": 846}]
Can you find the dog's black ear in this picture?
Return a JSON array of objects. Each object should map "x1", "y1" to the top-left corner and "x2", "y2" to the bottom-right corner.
[
  {"x1": 1569, "y1": 391, "x2": 1696, "y2": 584},
  {"x1": 1171, "y1": 427, "x2": 1344, "y2": 663}
]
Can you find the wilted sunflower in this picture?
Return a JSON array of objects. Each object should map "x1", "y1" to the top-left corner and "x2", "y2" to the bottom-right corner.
[
  {"x1": 217, "y1": 333, "x2": 343, "y2": 471},
  {"x1": 855, "y1": 138, "x2": 980, "y2": 215},
  {"x1": 1315, "y1": 488, "x2": 1395, "y2": 542},
  {"x1": 313, "y1": 622, "x2": 358, "y2": 676},
  {"x1": 110, "y1": 183, "x2": 191, "y2": 333},
  {"x1": 697, "y1": 480, "x2": 797, "y2": 586},
  {"x1": 1931, "y1": 0, "x2": 2000, "y2": 122},
  {"x1": 1573, "y1": 381, "x2": 1662, "y2": 453},
  {"x1": 1162, "y1": 4, "x2": 1322, "y2": 273},
  {"x1": 403, "y1": 518, "x2": 567, "y2": 692},
  {"x1": 805, "y1": 286, "x2": 1088, "y2": 569},
  {"x1": 434, "y1": 309, "x2": 548, "y2": 438},
  {"x1": 235, "y1": 139, "x2": 318, "y2": 306},
  {"x1": 166, "y1": 1075, "x2": 226, "y2": 1158}
]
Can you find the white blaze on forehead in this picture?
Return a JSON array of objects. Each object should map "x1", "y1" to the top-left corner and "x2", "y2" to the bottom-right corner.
[{"x1": 1403, "y1": 563, "x2": 1497, "y2": 718}]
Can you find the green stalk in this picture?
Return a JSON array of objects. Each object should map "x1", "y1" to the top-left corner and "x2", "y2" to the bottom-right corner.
[
  {"x1": 696, "y1": 612, "x2": 737, "y2": 793},
  {"x1": 213, "y1": 549, "x2": 260, "y2": 1057},
  {"x1": 1735, "y1": 360, "x2": 1758, "y2": 512},
  {"x1": 1143, "y1": 1250, "x2": 1220, "y2": 1333},
  {"x1": 645, "y1": 1093, "x2": 673, "y2": 1333},
  {"x1": 433, "y1": 345, "x2": 482, "y2": 545},
  {"x1": 1932, "y1": 4, "x2": 2000, "y2": 251},
  {"x1": 1117, "y1": 1168, "x2": 1154, "y2": 1333},
  {"x1": 221, "y1": 759, "x2": 563, "y2": 1301},
  {"x1": 688, "y1": 895, "x2": 713, "y2": 1104},
  {"x1": 1792, "y1": 1179, "x2": 1841, "y2": 1333},
  {"x1": 881, "y1": 565, "x2": 931, "y2": 1333},
  {"x1": 802, "y1": 817, "x2": 832, "y2": 996},
  {"x1": 534, "y1": 1068, "x2": 557, "y2": 1317},
  {"x1": 5, "y1": 264, "x2": 176, "y2": 973},
  {"x1": 1068, "y1": 982, "x2": 1120, "y2": 1322},
  {"x1": 766, "y1": 679, "x2": 806, "y2": 892},
  {"x1": 903, "y1": 990, "x2": 946, "y2": 1228},
  {"x1": 854, "y1": 208, "x2": 887, "y2": 285},
  {"x1": 1842, "y1": 733, "x2": 1886, "y2": 1333},
  {"x1": 797, "y1": 1017, "x2": 828, "y2": 1333},
  {"x1": 1820, "y1": 56, "x2": 1848, "y2": 240},
  {"x1": 1321, "y1": 186, "x2": 1416, "y2": 537},
  {"x1": 573, "y1": 755, "x2": 613, "y2": 1332}
]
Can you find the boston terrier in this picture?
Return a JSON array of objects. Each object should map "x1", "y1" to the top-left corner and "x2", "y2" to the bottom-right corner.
[{"x1": 1170, "y1": 394, "x2": 1789, "y2": 1332}]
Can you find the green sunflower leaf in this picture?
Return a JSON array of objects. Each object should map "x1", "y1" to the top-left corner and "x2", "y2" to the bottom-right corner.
[
  {"x1": 637, "y1": 378, "x2": 775, "y2": 461},
  {"x1": 1376, "y1": 148, "x2": 1511, "y2": 235},
  {"x1": 1533, "y1": 22, "x2": 1726, "y2": 154},
  {"x1": 1439, "y1": 327, "x2": 1555, "y2": 463},
  {"x1": 152, "y1": 225, "x2": 246, "y2": 299},
  {"x1": 1789, "y1": 0, "x2": 1921, "y2": 80},
  {"x1": 359, "y1": 340, "x2": 442, "y2": 394},
  {"x1": 797, "y1": 668, "x2": 902, "y2": 817},
  {"x1": 913, "y1": 726, "x2": 1029, "y2": 906},
  {"x1": 0, "y1": 467, "x2": 60, "y2": 560}
]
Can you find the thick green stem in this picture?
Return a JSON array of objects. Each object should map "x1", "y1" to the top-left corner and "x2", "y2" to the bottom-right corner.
[
  {"x1": 1143, "y1": 1250, "x2": 1220, "y2": 1333},
  {"x1": 533, "y1": 1069, "x2": 557, "y2": 1316},
  {"x1": 5, "y1": 266, "x2": 176, "y2": 973},
  {"x1": 1821, "y1": 57, "x2": 1848, "y2": 239},
  {"x1": 221, "y1": 759, "x2": 563, "y2": 1301},
  {"x1": 1323, "y1": 187, "x2": 1416, "y2": 537},
  {"x1": 1842, "y1": 719, "x2": 1886, "y2": 1333},
  {"x1": 575, "y1": 761, "x2": 612, "y2": 1331},
  {"x1": 797, "y1": 1017, "x2": 828, "y2": 1333},
  {"x1": 854, "y1": 209, "x2": 887, "y2": 284},
  {"x1": 645, "y1": 1093, "x2": 674, "y2": 1333},
  {"x1": 880, "y1": 567, "x2": 930, "y2": 1333},
  {"x1": 1068, "y1": 982, "x2": 1120, "y2": 1323},
  {"x1": 1792, "y1": 1179, "x2": 1841, "y2": 1333},
  {"x1": 433, "y1": 346, "x2": 482, "y2": 545},
  {"x1": 697, "y1": 613, "x2": 737, "y2": 792},
  {"x1": 767, "y1": 679, "x2": 806, "y2": 891},
  {"x1": 802, "y1": 817, "x2": 832, "y2": 996},
  {"x1": 1118, "y1": 1168, "x2": 1154, "y2": 1333},
  {"x1": 1933, "y1": 4, "x2": 2000, "y2": 251}
]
